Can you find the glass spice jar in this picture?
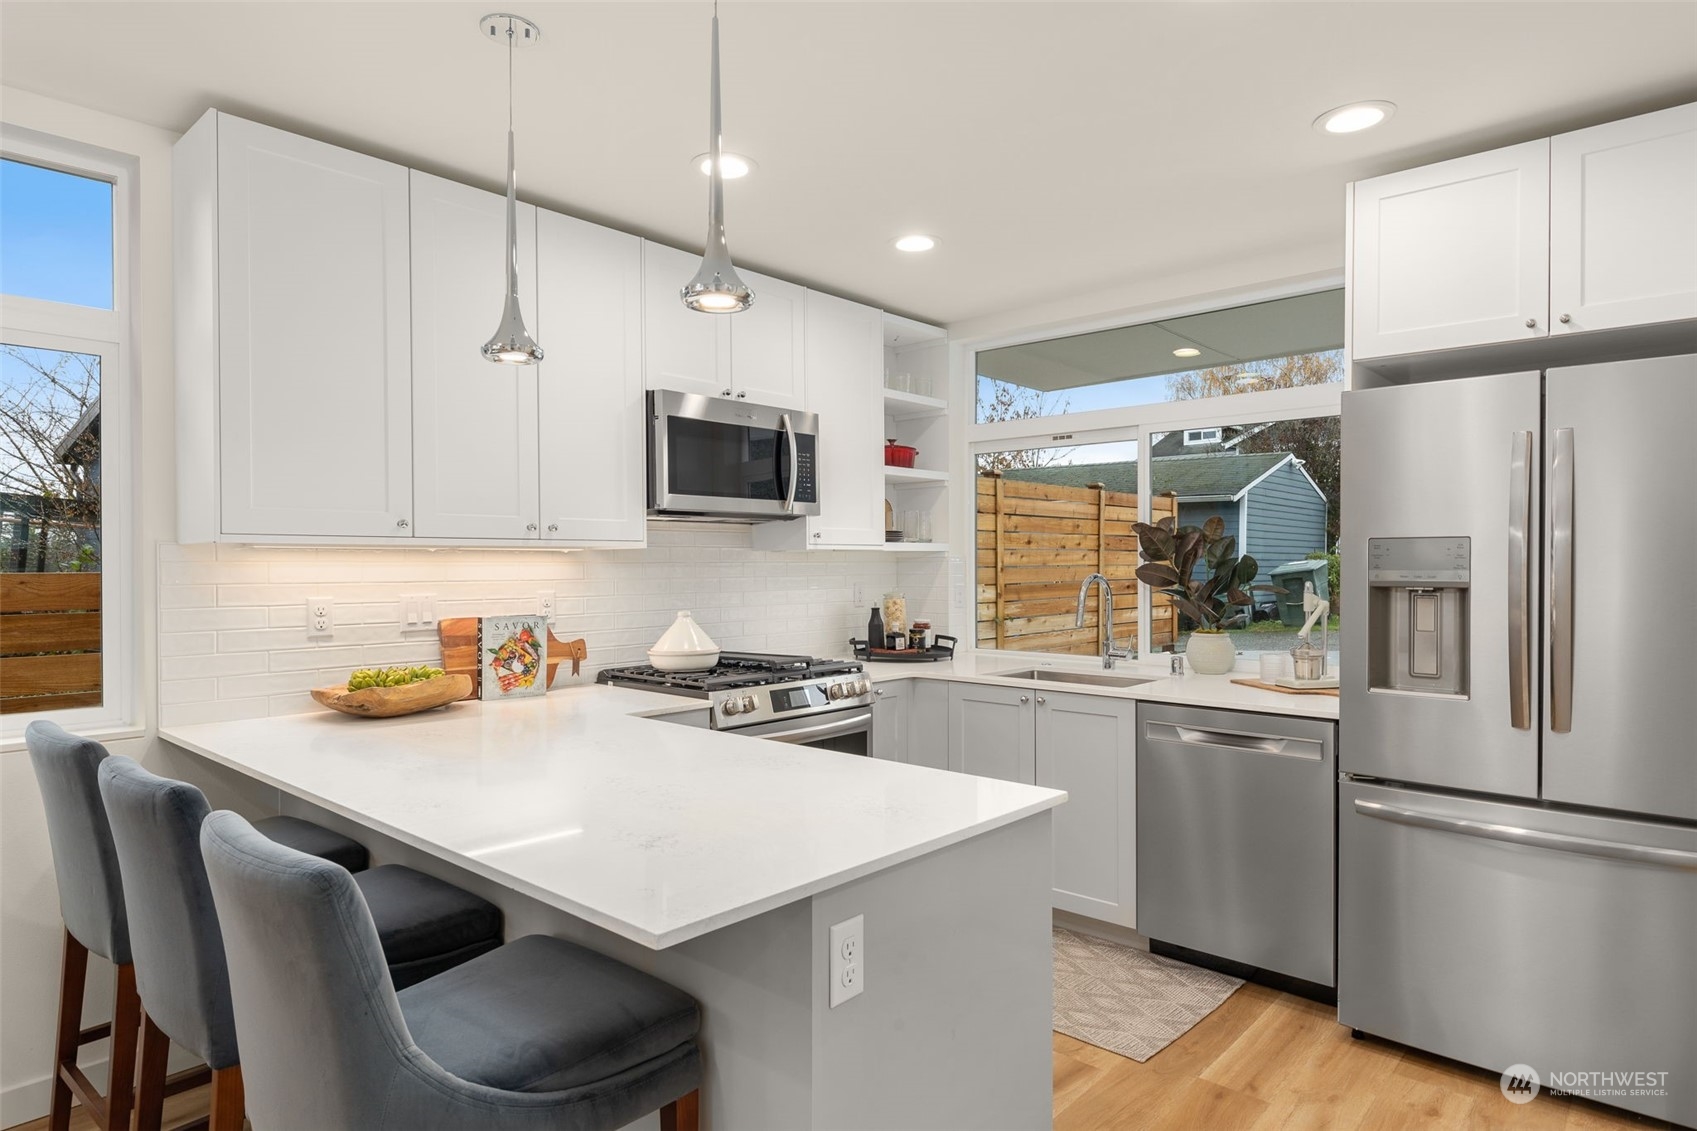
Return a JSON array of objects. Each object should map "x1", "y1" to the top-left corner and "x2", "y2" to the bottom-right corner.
[{"x1": 909, "y1": 619, "x2": 931, "y2": 651}]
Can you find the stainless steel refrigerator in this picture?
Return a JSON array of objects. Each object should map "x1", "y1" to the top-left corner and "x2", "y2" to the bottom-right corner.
[{"x1": 1339, "y1": 353, "x2": 1696, "y2": 1126}]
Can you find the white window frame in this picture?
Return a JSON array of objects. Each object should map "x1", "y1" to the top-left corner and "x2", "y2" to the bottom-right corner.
[
  {"x1": 1, "y1": 126, "x2": 138, "y2": 741},
  {"x1": 1183, "y1": 428, "x2": 1222, "y2": 446},
  {"x1": 962, "y1": 278, "x2": 1346, "y2": 661}
]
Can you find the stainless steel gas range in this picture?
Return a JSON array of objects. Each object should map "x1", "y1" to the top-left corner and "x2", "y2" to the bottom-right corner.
[{"x1": 597, "y1": 652, "x2": 876, "y2": 755}]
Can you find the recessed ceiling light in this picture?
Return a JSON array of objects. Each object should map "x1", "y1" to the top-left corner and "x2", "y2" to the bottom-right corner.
[
  {"x1": 1314, "y1": 101, "x2": 1396, "y2": 135},
  {"x1": 893, "y1": 234, "x2": 938, "y2": 253},
  {"x1": 1173, "y1": 347, "x2": 1202, "y2": 358},
  {"x1": 693, "y1": 153, "x2": 755, "y2": 179}
]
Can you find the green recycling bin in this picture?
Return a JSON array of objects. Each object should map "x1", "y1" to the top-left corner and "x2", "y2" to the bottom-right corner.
[{"x1": 1271, "y1": 560, "x2": 1330, "y2": 627}]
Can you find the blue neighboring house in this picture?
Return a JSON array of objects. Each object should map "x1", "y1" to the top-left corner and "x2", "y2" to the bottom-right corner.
[{"x1": 999, "y1": 427, "x2": 1329, "y2": 596}]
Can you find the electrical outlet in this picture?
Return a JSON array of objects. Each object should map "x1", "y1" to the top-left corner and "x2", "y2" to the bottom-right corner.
[
  {"x1": 852, "y1": 583, "x2": 864, "y2": 607},
  {"x1": 829, "y1": 914, "x2": 864, "y2": 1007},
  {"x1": 401, "y1": 593, "x2": 439, "y2": 631},
  {"x1": 306, "y1": 596, "x2": 334, "y2": 639},
  {"x1": 538, "y1": 590, "x2": 556, "y2": 621}
]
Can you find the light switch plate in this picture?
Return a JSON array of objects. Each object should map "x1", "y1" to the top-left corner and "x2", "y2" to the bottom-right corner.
[{"x1": 829, "y1": 914, "x2": 864, "y2": 1007}]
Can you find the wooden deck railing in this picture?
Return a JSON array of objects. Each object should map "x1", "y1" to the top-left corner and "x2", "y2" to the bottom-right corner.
[
  {"x1": 1, "y1": 573, "x2": 103, "y2": 714},
  {"x1": 977, "y1": 474, "x2": 1177, "y2": 655}
]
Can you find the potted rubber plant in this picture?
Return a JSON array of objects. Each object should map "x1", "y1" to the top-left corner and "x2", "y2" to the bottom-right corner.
[{"x1": 1129, "y1": 514, "x2": 1276, "y2": 675}]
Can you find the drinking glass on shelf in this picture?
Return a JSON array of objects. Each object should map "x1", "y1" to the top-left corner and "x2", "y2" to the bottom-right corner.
[
  {"x1": 909, "y1": 372, "x2": 932, "y2": 398},
  {"x1": 887, "y1": 372, "x2": 912, "y2": 393}
]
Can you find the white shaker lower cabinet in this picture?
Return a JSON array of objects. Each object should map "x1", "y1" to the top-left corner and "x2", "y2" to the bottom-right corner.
[
  {"x1": 948, "y1": 683, "x2": 1035, "y2": 783},
  {"x1": 1550, "y1": 103, "x2": 1697, "y2": 335},
  {"x1": 1351, "y1": 139, "x2": 1550, "y2": 359},
  {"x1": 907, "y1": 680, "x2": 951, "y2": 770},
  {"x1": 536, "y1": 212, "x2": 645, "y2": 544},
  {"x1": 409, "y1": 172, "x2": 540, "y2": 540},
  {"x1": 177, "y1": 110, "x2": 415, "y2": 541},
  {"x1": 872, "y1": 680, "x2": 909, "y2": 760},
  {"x1": 1036, "y1": 692, "x2": 1136, "y2": 928},
  {"x1": 752, "y1": 290, "x2": 884, "y2": 550}
]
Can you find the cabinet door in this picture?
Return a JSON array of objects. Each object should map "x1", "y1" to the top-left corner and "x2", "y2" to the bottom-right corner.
[
  {"x1": 1037, "y1": 692, "x2": 1136, "y2": 928},
  {"x1": 948, "y1": 683, "x2": 1034, "y2": 783},
  {"x1": 409, "y1": 172, "x2": 539, "y2": 539},
  {"x1": 216, "y1": 115, "x2": 412, "y2": 538},
  {"x1": 1550, "y1": 104, "x2": 1697, "y2": 335},
  {"x1": 536, "y1": 213, "x2": 645, "y2": 544},
  {"x1": 871, "y1": 680, "x2": 909, "y2": 760},
  {"x1": 907, "y1": 679, "x2": 951, "y2": 770},
  {"x1": 1352, "y1": 140, "x2": 1549, "y2": 359},
  {"x1": 730, "y1": 270, "x2": 806, "y2": 409},
  {"x1": 800, "y1": 291, "x2": 884, "y2": 547},
  {"x1": 642, "y1": 241, "x2": 726, "y2": 397}
]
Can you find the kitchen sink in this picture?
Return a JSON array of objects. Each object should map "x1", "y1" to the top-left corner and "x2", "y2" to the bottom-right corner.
[{"x1": 990, "y1": 669, "x2": 1154, "y2": 689}]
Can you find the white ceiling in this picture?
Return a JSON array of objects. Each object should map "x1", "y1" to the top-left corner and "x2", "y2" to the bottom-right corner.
[{"x1": 2, "y1": 2, "x2": 1694, "y2": 328}]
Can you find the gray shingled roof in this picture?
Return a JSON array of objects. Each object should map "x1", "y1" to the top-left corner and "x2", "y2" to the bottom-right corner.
[{"x1": 1000, "y1": 451, "x2": 1289, "y2": 499}]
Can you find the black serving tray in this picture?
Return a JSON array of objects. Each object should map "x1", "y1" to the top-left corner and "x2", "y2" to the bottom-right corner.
[{"x1": 849, "y1": 635, "x2": 957, "y2": 662}]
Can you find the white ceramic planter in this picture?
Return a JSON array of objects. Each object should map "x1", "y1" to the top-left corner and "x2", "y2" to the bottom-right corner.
[{"x1": 1185, "y1": 631, "x2": 1238, "y2": 675}]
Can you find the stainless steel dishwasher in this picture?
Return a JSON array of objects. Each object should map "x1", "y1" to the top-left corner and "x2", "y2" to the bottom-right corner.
[{"x1": 1136, "y1": 703, "x2": 1336, "y2": 987}]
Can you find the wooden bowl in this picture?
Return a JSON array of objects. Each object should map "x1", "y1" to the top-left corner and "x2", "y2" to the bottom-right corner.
[{"x1": 310, "y1": 674, "x2": 473, "y2": 718}]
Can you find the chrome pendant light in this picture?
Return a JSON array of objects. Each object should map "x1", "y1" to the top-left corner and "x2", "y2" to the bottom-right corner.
[
  {"x1": 681, "y1": 1, "x2": 753, "y2": 314},
  {"x1": 481, "y1": 13, "x2": 544, "y2": 364}
]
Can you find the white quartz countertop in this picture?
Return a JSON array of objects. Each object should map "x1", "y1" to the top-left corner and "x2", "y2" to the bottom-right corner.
[
  {"x1": 160, "y1": 684, "x2": 1065, "y2": 950},
  {"x1": 859, "y1": 650, "x2": 1340, "y2": 720}
]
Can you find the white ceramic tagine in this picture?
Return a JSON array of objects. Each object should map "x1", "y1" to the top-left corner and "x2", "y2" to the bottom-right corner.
[{"x1": 648, "y1": 611, "x2": 721, "y2": 672}]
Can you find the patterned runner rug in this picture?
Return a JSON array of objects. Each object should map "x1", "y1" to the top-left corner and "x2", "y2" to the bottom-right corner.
[{"x1": 1052, "y1": 927, "x2": 1244, "y2": 1062}]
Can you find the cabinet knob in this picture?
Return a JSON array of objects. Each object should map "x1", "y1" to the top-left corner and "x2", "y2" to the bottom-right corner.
[
  {"x1": 526, "y1": 523, "x2": 538, "y2": 532},
  {"x1": 1525, "y1": 318, "x2": 1537, "y2": 329},
  {"x1": 736, "y1": 391, "x2": 747, "y2": 398},
  {"x1": 1559, "y1": 313, "x2": 1571, "y2": 324},
  {"x1": 721, "y1": 388, "x2": 733, "y2": 396},
  {"x1": 874, "y1": 688, "x2": 885, "y2": 697},
  {"x1": 1019, "y1": 695, "x2": 1030, "y2": 704},
  {"x1": 548, "y1": 523, "x2": 559, "y2": 533},
  {"x1": 396, "y1": 518, "x2": 409, "y2": 529},
  {"x1": 1036, "y1": 696, "x2": 1047, "y2": 705},
  {"x1": 812, "y1": 532, "x2": 822, "y2": 540}
]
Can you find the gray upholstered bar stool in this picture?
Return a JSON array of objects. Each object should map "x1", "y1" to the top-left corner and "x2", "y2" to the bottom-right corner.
[
  {"x1": 97, "y1": 755, "x2": 512, "y2": 1131},
  {"x1": 200, "y1": 810, "x2": 704, "y2": 1131},
  {"x1": 23, "y1": 720, "x2": 370, "y2": 1131}
]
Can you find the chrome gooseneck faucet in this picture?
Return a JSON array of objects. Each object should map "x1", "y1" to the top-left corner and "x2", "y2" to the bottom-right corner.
[{"x1": 1076, "y1": 573, "x2": 1132, "y2": 669}]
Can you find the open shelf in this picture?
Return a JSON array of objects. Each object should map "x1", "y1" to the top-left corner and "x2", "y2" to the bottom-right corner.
[
  {"x1": 883, "y1": 466, "x2": 950, "y2": 485},
  {"x1": 882, "y1": 388, "x2": 949, "y2": 420}
]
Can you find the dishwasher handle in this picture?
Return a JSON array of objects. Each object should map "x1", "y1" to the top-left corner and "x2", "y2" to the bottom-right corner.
[{"x1": 1143, "y1": 721, "x2": 1322, "y2": 761}]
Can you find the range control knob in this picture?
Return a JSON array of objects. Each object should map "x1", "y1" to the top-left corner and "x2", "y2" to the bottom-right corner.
[
  {"x1": 828, "y1": 683, "x2": 846, "y2": 700},
  {"x1": 722, "y1": 697, "x2": 743, "y2": 716},
  {"x1": 855, "y1": 680, "x2": 871, "y2": 695},
  {"x1": 740, "y1": 694, "x2": 758, "y2": 714}
]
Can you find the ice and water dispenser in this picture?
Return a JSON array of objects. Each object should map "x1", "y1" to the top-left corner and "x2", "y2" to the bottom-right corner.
[{"x1": 1365, "y1": 537, "x2": 1470, "y2": 697}]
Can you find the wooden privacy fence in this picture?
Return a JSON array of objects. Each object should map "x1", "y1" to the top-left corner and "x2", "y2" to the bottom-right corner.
[
  {"x1": 977, "y1": 474, "x2": 1178, "y2": 655},
  {"x1": 0, "y1": 573, "x2": 102, "y2": 714}
]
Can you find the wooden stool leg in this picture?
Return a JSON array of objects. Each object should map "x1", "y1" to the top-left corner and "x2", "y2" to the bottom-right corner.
[
  {"x1": 133, "y1": 1011, "x2": 170, "y2": 1131},
  {"x1": 208, "y1": 1065, "x2": 245, "y2": 1131},
  {"x1": 660, "y1": 1088, "x2": 700, "y2": 1131},
  {"x1": 104, "y1": 963, "x2": 140, "y2": 1131},
  {"x1": 49, "y1": 929, "x2": 90, "y2": 1131}
]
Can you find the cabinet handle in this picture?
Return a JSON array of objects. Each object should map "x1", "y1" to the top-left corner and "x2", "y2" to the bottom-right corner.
[
  {"x1": 396, "y1": 518, "x2": 409, "y2": 529},
  {"x1": 1559, "y1": 313, "x2": 1571, "y2": 324},
  {"x1": 1019, "y1": 695, "x2": 1030, "y2": 704},
  {"x1": 1524, "y1": 318, "x2": 1537, "y2": 329}
]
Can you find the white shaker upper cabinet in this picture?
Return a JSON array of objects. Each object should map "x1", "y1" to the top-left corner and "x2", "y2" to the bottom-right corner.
[
  {"x1": 210, "y1": 113, "x2": 414, "y2": 538},
  {"x1": 1550, "y1": 103, "x2": 1697, "y2": 335},
  {"x1": 409, "y1": 171, "x2": 540, "y2": 540},
  {"x1": 642, "y1": 240, "x2": 728, "y2": 398},
  {"x1": 729, "y1": 269, "x2": 806, "y2": 410},
  {"x1": 1352, "y1": 140, "x2": 1550, "y2": 359},
  {"x1": 536, "y1": 212, "x2": 646, "y2": 544}
]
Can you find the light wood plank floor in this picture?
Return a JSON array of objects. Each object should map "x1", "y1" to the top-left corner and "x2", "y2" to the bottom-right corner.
[{"x1": 15, "y1": 985, "x2": 1673, "y2": 1131}]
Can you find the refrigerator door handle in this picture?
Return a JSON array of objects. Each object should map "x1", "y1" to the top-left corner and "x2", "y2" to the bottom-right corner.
[
  {"x1": 1507, "y1": 430, "x2": 1533, "y2": 730},
  {"x1": 1353, "y1": 799, "x2": 1697, "y2": 870},
  {"x1": 1549, "y1": 427, "x2": 1575, "y2": 733}
]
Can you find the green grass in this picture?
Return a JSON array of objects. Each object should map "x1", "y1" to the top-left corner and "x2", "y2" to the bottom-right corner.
[{"x1": 1239, "y1": 615, "x2": 1341, "y2": 634}]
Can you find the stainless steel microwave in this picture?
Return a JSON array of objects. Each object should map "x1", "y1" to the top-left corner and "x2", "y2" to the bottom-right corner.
[{"x1": 647, "y1": 390, "x2": 820, "y2": 521}]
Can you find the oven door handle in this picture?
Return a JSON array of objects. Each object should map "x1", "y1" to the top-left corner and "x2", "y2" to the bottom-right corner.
[
  {"x1": 746, "y1": 711, "x2": 873, "y2": 744},
  {"x1": 778, "y1": 412, "x2": 798, "y2": 514}
]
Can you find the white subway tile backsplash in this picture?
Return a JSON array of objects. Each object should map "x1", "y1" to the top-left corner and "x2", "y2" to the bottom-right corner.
[{"x1": 156, "y1": 528, "x2": 923, "y2": 726}]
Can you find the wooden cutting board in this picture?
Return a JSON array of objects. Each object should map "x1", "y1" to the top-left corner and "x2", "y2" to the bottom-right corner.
[
  {"x1": 438, "y1": 618, "x2": 588, "y2": 700},
  {"x1": 1230, "y1": 677, "x2": 1340, "y2": 698}
]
